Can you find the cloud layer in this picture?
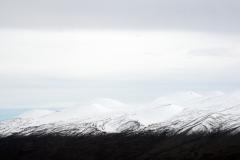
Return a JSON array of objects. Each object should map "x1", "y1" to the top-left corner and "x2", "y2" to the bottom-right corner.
[
  {"x1": 1, "y1": 0, "x2": 240, "y2": 32},
  {"x1": 0, "y1": 30, "x2": 239, "y2": 78}
]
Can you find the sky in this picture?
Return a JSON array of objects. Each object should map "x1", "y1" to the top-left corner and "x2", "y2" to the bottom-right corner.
[{"x1": 0, "y1": 0, "x2": 240, "y2": 114}]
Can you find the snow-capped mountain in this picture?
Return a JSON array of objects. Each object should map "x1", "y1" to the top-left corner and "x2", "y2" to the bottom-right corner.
[{"x1": 1, "y1": 91, "x2": 240, "y2": 137}]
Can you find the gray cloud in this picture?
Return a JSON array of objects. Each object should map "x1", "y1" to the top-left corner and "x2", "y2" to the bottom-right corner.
[
  {"x1": 187, "y1": 48, "x2": 239, "y2": 57},
  {"x1": 0, "y1": 0, "x2": 240, "y2": 32}
]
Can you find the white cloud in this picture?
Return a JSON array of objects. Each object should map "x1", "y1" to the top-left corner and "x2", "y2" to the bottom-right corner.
[
  {"x1": 0, "y1": 30, "x2": 239, "y2": 79},
  {"x1": 0, "y1": 29, "x2": 240, "y2": 109}
]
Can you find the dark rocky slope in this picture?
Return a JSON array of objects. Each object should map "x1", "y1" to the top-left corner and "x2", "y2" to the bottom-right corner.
[{"x1": 1, "y1": 132, "x2": 240, "y2": 160}]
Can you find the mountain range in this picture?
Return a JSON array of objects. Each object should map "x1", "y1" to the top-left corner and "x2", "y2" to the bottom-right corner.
[{"x1": 1, "y1": 91, "x2": 240, "y2": 137}]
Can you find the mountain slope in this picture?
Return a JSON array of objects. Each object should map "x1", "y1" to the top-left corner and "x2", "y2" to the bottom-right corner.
[{"x1": 1, "y1": 91, "x2": 240, "y2": 137}]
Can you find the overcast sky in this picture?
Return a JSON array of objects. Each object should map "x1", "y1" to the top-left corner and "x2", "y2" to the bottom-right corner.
[
  {"x1": 0, "y1": 0, "x2": 240, "y2": 110},
  {"x1": 1, "y1": 0, "x2": 240, "y2": 33}
]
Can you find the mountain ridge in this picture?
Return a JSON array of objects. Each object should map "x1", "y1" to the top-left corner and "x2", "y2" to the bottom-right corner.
[{"x1": 1, "y1": 91, "x2": 240, "y2": 137}]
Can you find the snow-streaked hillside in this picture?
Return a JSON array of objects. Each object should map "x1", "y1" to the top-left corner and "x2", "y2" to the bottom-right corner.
[{"x1": 1, "y1": 91, "x2": 240, "y2": 137}]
